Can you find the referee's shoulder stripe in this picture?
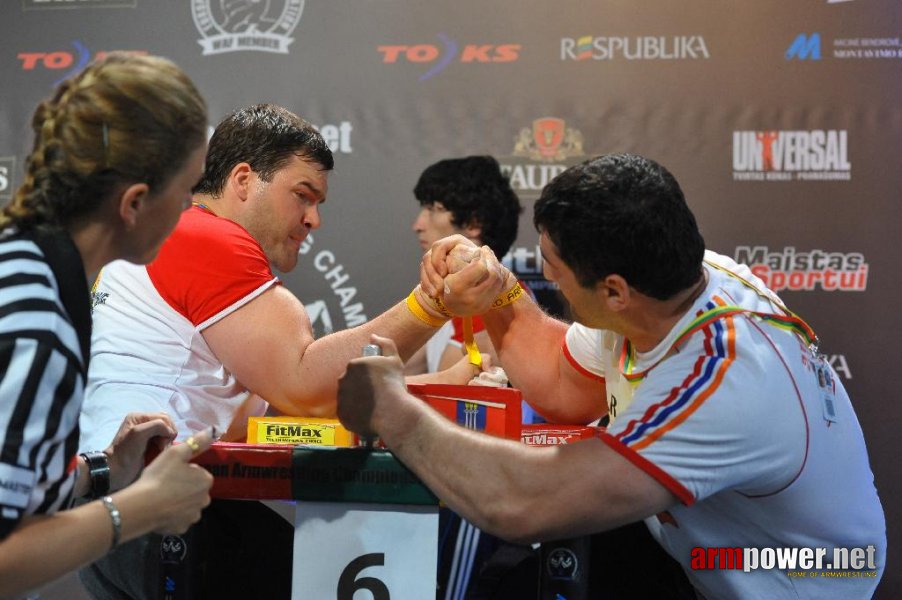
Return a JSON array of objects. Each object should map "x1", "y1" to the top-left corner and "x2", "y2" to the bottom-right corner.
[
  {"x1": 0, "y1": 272, "x2": 52, "y2": 291},
  {"x1": 0, "y1": 238, "x2": 43, "y2": 258},
  {"x1": 0, "y1": 242, "x2": 59, "y2": 303},
  {"x1": 0, "y1": 298, "x2": 71, "y2": 355},
  {"x1": 0, "y1": 299, "x2": 69, "y2": 328},
  {"x1": 0, "y1": 329, "x2": 83, "y2": 374}
]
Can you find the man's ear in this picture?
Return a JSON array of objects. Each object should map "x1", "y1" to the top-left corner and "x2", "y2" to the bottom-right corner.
[
  {"x1": 117, "y1": 183, "x2": 150, "y2": 230},
  {"x1": 227, "y1": 163, "x2": 253, "y2": 202},
  {"x1": 600, "y1": 274, "x2": 631, "y2": 312}
]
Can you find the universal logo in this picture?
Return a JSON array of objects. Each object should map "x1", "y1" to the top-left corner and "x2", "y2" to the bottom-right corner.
[
  {"x1": 22, "y1": 0, "x2": 135, "y2": 9},
  {"x1": 192, "y1": 0, "x2": 304, "y2": 55},
  {"x1": 0, "y1": 157, "x2": 15, "y2": 203}
]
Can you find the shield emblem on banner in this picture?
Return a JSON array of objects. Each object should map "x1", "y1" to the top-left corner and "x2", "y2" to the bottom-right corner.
[{"x1": 533, "y1": 118, "x2": 565, "y2": 159}]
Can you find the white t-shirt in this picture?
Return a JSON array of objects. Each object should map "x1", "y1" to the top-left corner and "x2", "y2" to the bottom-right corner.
[
  {"x1": 80, "y1": 207, "x2": 277, "y2": 450},
  {"x1": 564, "y1": 251, "x2": 886, "y2": 598}
]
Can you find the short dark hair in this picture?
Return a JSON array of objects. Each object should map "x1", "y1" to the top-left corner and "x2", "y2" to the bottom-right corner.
[
  {"x1": 534, "y1": 153, "x2": 705, "y2": 301},
  {"x1": 193, "y1": 104, "x2": 334, "y2": 196},
  {"x1": 414, "y1": 155, "x2": 522, "y2": 257}
]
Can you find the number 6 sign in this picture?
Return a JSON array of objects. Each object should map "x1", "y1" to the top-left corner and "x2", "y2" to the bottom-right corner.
[{"x1": 292, "y1": 501, "x2": 438, "y2": 599}]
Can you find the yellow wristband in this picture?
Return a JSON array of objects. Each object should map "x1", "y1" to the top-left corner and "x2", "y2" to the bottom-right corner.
[
  {"x1": 430, "y1": 294, "x2": 454, "y2": 318},
  {"x1": 406, "y1": 290, "x2": 448, "y2": 327},
  {"x1": 491, "y1": 281, "x2": 525, "y2": 309}
]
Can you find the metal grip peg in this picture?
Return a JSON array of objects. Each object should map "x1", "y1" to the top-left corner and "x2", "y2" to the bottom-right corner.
[
  {"x1": 362, "y1": 344, "x2": 383, "y2": 357},
  {"x1": 359, "y1": 343, "x2": 382, "y2": 449}
]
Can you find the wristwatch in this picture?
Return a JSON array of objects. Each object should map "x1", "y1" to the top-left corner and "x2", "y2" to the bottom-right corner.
[{"x1": 80, "y1": 450, "x2": 111, "y2": 499}]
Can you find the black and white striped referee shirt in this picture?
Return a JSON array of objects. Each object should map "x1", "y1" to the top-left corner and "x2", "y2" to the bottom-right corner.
[{"x1": 0, "y1": 229, "x2": 91, "y2": 541}]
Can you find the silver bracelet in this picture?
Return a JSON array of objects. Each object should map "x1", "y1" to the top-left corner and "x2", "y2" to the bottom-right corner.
[{"x1": 100, "y1": 495, "x2": 122, "y2": 550}]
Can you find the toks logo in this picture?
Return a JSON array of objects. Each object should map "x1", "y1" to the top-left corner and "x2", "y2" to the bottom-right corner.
[
  {"x1": 192, "y1": 0, "x2": 304, "y2": 55},
  {"x1": 18, "y1": 42, "x2": 146, "y2": 85},
  {"x1": 732, "y1": 130, "x2": 850, "y2": 181},
  {"x1": 377, "y1": 34, "x2": 520, "y2": 81},
  {"x1": 735, "y1": 246, "x2": 868, "y2": 292}
]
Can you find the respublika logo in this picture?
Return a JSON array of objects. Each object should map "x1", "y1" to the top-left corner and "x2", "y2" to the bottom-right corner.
[
  {"x1": 734, "y1": 246, "x2": 868, "y2": 292},
  {"x1": 561, "y1": 34, "x2": 709, "y2": 60},
  {"x1": 22, "y1": 0, "x2": 135, "y2": 9},
  {"x1": 732, "y1": 130, "x2": 851, "y2": 181},
  {"x1": 0, "y1": 157, "x2": 15, "y2": 203},
  {"x1": 192, "y1": 0, "x2": 304, "y2": 55},
  {"x1": 298, "y1": 233, "x2": 367, "y2": 338},
  {"x1": 377, "y1": 34, "x2": 520, "y2": 81}
]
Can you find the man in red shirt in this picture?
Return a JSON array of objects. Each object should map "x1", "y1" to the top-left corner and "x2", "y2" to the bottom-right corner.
[{"x1": 80, "y1": 104, "x2": 493, "y2": 599}]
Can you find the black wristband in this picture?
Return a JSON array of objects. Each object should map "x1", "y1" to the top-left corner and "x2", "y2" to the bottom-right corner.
[{"x1": 80, "y1": 451, "x2": 111, "y2": 499}]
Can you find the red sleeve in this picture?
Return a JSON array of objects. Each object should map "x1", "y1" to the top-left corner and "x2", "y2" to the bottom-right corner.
[
  {"x1": 146, "y1": 207, "x2": 278, "y2": 326},
  {"x1": 599, "y1": 433, "x2": 695, "y2": 505}
]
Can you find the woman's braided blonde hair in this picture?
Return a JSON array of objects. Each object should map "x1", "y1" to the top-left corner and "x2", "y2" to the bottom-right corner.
[{"x1": 1, "y1": 52, "x2": 207, "y2": 232}]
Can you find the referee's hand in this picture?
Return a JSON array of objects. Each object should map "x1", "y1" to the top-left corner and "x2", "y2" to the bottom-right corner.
[{"x1": 139, "y1": 426, "x2": 216, "y2": 534}]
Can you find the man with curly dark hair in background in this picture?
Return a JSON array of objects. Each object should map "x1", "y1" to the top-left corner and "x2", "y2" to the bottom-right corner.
[{"x1": 408, "y1": 155, "x2": 522, "y2": 375}]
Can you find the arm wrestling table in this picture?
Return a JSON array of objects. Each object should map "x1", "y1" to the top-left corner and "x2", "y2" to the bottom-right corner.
[{"x1": 180, "y1": 384, "x2": 603, "y2": 599}]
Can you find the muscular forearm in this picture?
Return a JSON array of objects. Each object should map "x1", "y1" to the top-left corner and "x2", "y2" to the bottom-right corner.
[
  {"x1": 336, "y1": 337, "x2": 672, "y2": 547},
  {"x1": 284, "y1": 300, "x2": 441, "y2": 416},
  {"x1": 380, "y1": 390, "x2": 659, "y2": 543},
  {"x1": 482, "y1": 297, "x2": 566, "y2": 383},
  {"x1": 481, "y1": 300, "x2": 600, "y2": 423},
  {"x1": 380, "y1": 393, "x2": 550, "y2": 542}
]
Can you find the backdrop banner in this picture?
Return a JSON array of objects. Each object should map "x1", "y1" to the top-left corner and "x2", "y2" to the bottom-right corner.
[{"x1": 2, "y1": 2, "x2": 899, "y2": 596}]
